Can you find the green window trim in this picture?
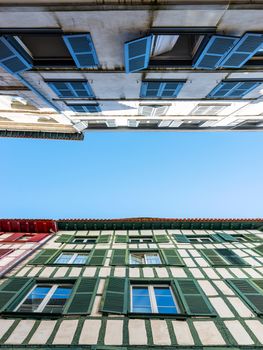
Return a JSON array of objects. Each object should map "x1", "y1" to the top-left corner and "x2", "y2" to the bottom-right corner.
[
  {"x1": 161, "y1": 249, "x2": 185, "y2": 266},
  {"x1": 254, "y1": 243, "x2": 263, "y2": 256},
  {"x1": 214, "y1": 232, "x2": 237, "y2": 242},
  {"x1": 201, "y1": 249, "x2": 228, "y2": 266},
  {"x1": 201, "y1": 248, "x2": 248, "y2": 267},
  {"x1": 100, "y1": 277, "x2": 128, "y2": 314},
  {"x1": 28, "y1": 249, "x2": 58, "y2": 265}
]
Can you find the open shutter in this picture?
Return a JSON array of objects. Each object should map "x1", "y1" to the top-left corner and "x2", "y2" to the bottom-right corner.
[
  {"x1": 88, "y1": 249, "x2": 107, "y2": 266},
  {"x1": 0, "y1": 36, "x2": 32, "y2": 75},
  {"x1": 227, "y1": 279, "x2": 263, "y2": 315},
  {"x1": 244, "y1": 233, "x2": 263, "y2": 242},
  {"x1": 216, "y1": 248, "x2": 247, "y2": 266},
  {"x1": 0, "y1": 249, "x2": 13, "y2": 258},
  {"x1": 100, "y1": 277, "x2": 128, "y2": 314},
  {"x1": 216, "y1": 232, "x2": 238, "y2": 242},
  {"x1": 56, "y1": 234, "x2": 72, "y2": 243},
  {"x1": 0, "y1": 277, "x2": 33, "y2": 311},
  {"x1": 174, "y1": 235, "x2": 190, "y2": 243},
  {"x1": 27, "y1": 233, "x2": 49, "y2": 242},
  {"x1": 162, "y1": 249, "x2": 185, "y2": 266},
  {"x1": 63, "y1": 34, "x2": 99, "y2": 68},
  {"x1": 193, "y1": 35, "x2": 238, "y2": 69},
  {"x1": 124, "y1": 35, "x2": 153, "y2": 73},
  {"x1": 174, "y1": 279, "x2": 216, "y2": 316},
  {"x1": 97, "y1": 235, "x2": 111, "y2": 243},
  {"x1": 111, "y1": 249, "x2": 127, "y2": 265},
  {"x1": 220, "y1": 33, "x2": 263, "y2": 68},
  {"x1": 65, "y1": 277, "x2": 98, "y2": 314},
  {"x1": 211, "y1": 234, "x2": 224, "y2": 242},
  {"x1": 201, "y1": 249, "x2": 228, "y2": 266},
  {"x1": 115, "y1": 235, "x2": 128, "y2": 243},
  {"x1": 254, "y1": 244, "x2": 263, "y2": 255},
  {"x1": 2, "y1": 233, "x2": 25, "y2": 242},
  {"x1": 28, "y1": 249, "x2": 57, "y2": 265},
  {"x1": 154, "y1": 235, "x2": 169, "y2": 243}
]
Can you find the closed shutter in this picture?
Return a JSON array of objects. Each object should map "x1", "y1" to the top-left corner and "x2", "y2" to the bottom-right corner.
[
  {"x1": 28, "y1": 233, "x2": 49, "y2": 242},
  {"x1": 65, "y1": 277, "x2": 98, "y2": 314},
  {"x1": 111, "y1": 250, "x2": 127, "y2": 265},
  {"x1": 97, "y1": 235, "x2": 111, "y2": 243},
  {"x1": 154, "y1": 235, "x2": 169, "y2": 243},
  {"x1": 193, "y1": 35, "x2": 238, "y2": 69},
  {"x1": 63, "y1": 34, "x2": 99, "y2": 68},
  {"x1": 174, "y1": 279, "x2": 216, "y2": 316},
  {"x1": 161, "y1": 249, "x2": 185, "y2": 266},
  {"x1": 28, "y1": 249, "x2": 57, "y2": 265},
  {"x1": 115, "y1": 235, "x2": 128, "y2": 243},
  {"x1": 244, "y1": 233, "x2": 263, "y2": 242},
  {"x1": 88, "y1": 249, "x2": 107, "y2": 265},
  {"x1": 216, "y1": 249, "x2": 247, "y2": 266},
  {"x1": 227, "y1": 279, "x2": 263, "y2": 315},
  {"x1": 254, "y1": 244, "x2": 263, "y2": 255},
  {"x1": 100, "y1": 277, "x2": 128, "y2": 314},
  {"x1": 56, "y1": 235, "x2": 72, "y2": 243},
  {"x1": 0, "y1": 249, "x2": 13, "y2": 258},
  {"x1": 174, "y1": 235, "x2": 190, "y2": 243},
  {"x1": 216, "y1": 232, "x2": 237, "y2": 242},
  {"x1": 201, "y1": 249, "x2": 228, "y2": 266},
  {"x1": 253, "y1": 279, "x2": 263, "y2": 292},
  {"x1": 124, "y1": 35, "x2": 153, "y2": 73},
  {"x1": 0, "y1": 277, "x2": 33, "y2": 311}
]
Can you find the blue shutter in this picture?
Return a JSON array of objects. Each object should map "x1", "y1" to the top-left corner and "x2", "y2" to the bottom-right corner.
[
  {"x1": 48, "y1": 81, "x2": 94, "y2": 98},
  {"x1": 208, "y1": 81, "x2": 260, "y2": 98},
  {"x1": 124, "y1": 35, "x2": 153, "y2": 73},
  {"x1": 63, "y1": 34, "x2": 99, "y2": 68},
  {"x1": 193, "y1": 35, "x2": 238, "y2": 69},
  {"x1": 69, "y1": 104, "x2": 101, "y2": 113},
  {"x1": 140, "y1": 81, "x2": 184, "y2": 98},
  {"x1": 220, "y1": 33, "x2": 263, "y2": 68},
  {"x1": 0, "y1": 36, "x2": 32, "y2": 75}
]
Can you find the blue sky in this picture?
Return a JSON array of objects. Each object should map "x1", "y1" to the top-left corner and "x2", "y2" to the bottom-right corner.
[{"x1": 0, "y1": 131, "x2": 263, "y2": 219}]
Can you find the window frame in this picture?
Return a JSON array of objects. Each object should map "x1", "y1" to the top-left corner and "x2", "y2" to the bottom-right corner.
[
  {"x1": 140, "y1": 80, "x2": 186, "y2": 99},
  {"x1": 71, "y1": 237, "x2": 98, "y2": 244},
  {"x1": 187, "y1": 236, "x2": 214, "y2": 243},
  {"x1": 129, "y1": 236, "x2": 154, "y2": 243},
  {"x1": 54, "y1": 252, "x2": 89, "y2": 265},
  {"x1": 129, "y1": 251, "x2": 162, "y2": 265}
]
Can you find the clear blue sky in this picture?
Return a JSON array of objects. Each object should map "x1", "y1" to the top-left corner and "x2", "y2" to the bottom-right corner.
[{"x1": 0, "y1": 131, "x2": 263, "y2": 219}]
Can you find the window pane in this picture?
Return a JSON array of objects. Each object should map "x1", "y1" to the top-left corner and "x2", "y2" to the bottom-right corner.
[
  {"x1": 132, "y1": 287, "x2": 152, "y2": 313},
  {"x1": 17, "y1": 285, "x2": 51, "y2": 313},
  {"x1": 43, "y1": 285, "x2": 72, "y2": 313},
  {"x1": 145, "y1": 253, "x2": 161, "y2": 264},
  {"x1": 154, "y1": 287, "x2": 178, "y2": 314},
  {"x1": 73, "y1": 254, "x2": 88, "y2": 264},
  {"x1": 130, "y1": 238, "x2": 140, "y2": 243},
  {"x1": 55, "y1": 253, "x2": 73, "y2": 264},
  {"x1": 130, "y1": 253, "x2": 143, "y2": 264}
]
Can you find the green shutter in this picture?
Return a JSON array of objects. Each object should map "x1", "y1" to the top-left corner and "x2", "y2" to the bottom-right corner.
[
  {"x1": 65, "y1": 277, "x2": 98, "y2": 314},
  {"x1": 174, "y1": 235, "x2": 190, "y2": 243},
  {"x1": 56, "y1": 234, "x2": 72, "y2": 243},
  {"x1": 253, "y1": 279, "x2": 263, "y2": 292},
  {"x1": 0, "y1": 278, "x2": 33, "y2": 311},
  {"x1": 244, "y1": 233, "x2": 263, "y2": 242},
  {"x1": 216, "y1": 248, "x2": 247, "y2": 266},
  {"x1": 97, "y1": 235, "x2": 111, "y2": 243},
  {"x1": 254, "y1": 244, "x2": 263, "y2": 256},
  {"x1": 88, "y1": 249, "x2": 107, "y2": 266},
  {"x1": 216, "y1": 232, "x2": 237, "y2": 242},
  {"x1": 154, "y1": 235, "x2": 169, "y2": 243},
  {"x1": 115, "y1": 235, "x2": 128, "y2": 243},
  {"x1": 100, "y1": 277, "x2": 128, "y2": 314},
  {"x1": 174, "y1": 279, "x2": 216, "y2": 316},
  {"x1": 201, "y1": 249, "x2": 228, "y2": 266},
  {"x1": 212, "y1": 234, "x2": 224, "y2": 242},
  {"x1": 28, "y1": 249, "x2": 57, "y2": 265},
  {"x1": 227, "y1": 279, "x2": 263, "y2": 315},
  {"x1": 111, "y1": 249, "x2": 127, "y2": 265},
  {"x1": 161, "y1": 249, "x2": 185, "y2": 266}
]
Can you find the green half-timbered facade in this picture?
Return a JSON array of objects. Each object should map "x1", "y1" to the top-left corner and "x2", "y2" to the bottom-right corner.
[{"x1": 0, "y1": 218, "x2": 263, "y2": 349}]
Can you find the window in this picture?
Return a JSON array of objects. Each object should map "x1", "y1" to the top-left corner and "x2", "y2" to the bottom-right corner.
[
  {"x1": 208, "y1": 81, "x2": 261, "y2": 98},
  {"x1": 0, "y1": 249, "x2": 13, "y2": 258},
  {"x1": 47, "y1": 81, "x2": 94, "y2": 98},
  {"x1": 68, "y1": 104, "x2": 101, "y2": 113},
  {"x1": 191, "y1": 104, "x2": 229, "y2": 115},
  {"x1": 72, "y1": 237, "x2": 97, "y2": 244},
  {"x1": 188, "y1": 236, "x2": 213, "y2": 243},
  {"x1": 139, "y1": 105, "x2": 169, "y2": 116},
  {"x1": 16, "y1": 284, "x2": 72, "y2": 313},
  {"x1": 201, "y1": 248, "x2": 247, "y2": 266},
  {"x1": 140, "y1": 81, "x2": 185, "y2": 98},
  {"x1": 131, "y1": 285, "x2": 179, "y2": 314},
  {"x1": 129, "y1": 236, "x2": 153, "y2": 243},
  {"x1": 130, "y1": 252, "x2": 161, "y2": 265},
  {"x1": 54, "y1": 252, "x2": 89, "y2": 265},
  {"x1": 235, "y1": 120, "x2": 263, "y2": 129}
]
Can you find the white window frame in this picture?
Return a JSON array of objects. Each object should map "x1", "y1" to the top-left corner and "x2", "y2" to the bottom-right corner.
[
  {"x1": 72, "y1": 237, "x2": 97, "y2": 244},
  {"x1": 54, "y1": 252, "x2": 88, "y2": 264},
  {"x1": 15, "y1": 284, "x2": 72, "y2": 313},
  {"x1": 129, "y1": 252, "x2": 162, "y2": 265},
  {"x1": 129, "y1": 237, "x2": 154, "y2": 243},
  {"x1": 130, "y1": 284, "x2": 179, "y2": 314},
  {"x1": 188, "y1": 237, "x2": 213, "y2": 243}
]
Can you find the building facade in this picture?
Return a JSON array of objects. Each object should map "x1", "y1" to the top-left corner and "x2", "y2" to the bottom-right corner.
[
  {"x1": 0, "y1": 218, "x2": 263, "y2": 348},
  {"x1": 1, "y1": 1, "x2": 263, "y2": 139}
]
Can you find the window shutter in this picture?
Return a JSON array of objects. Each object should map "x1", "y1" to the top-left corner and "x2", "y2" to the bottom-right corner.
[
  {"x1": 201, "y1": 249, "x2": 228, "y2": 266},
  {"x1": 0, "y1": 277, "x2": 33, "y2": 311},
  {"x1": 174, "y1": 235, "x2": 190, "y2": 243},
  {"x1": 244, "y1": 233, "x2": 263, "y2": 242},
  {"x1": 100, "y1": 277, "x2": 128, "y2": 314},
  {"x1": 111, "y1": 249, "x2": 127, "y2": 265},
  {"x1": 56, "y1": 234, "x2": 72, "y2": 243},
  {"x1": 97, "y1": 235, "x2": 111, "y2": 243},
  {"x1": 208, "y1": 81, "x2": 260, "y2": 98},
  {"x1": 48, "y1": 81, "x2": 94, "y2": 98},
  {"x1": 193, "y1": 35, "x2": 238, "y2": 69},
  {"x1": 63, "y1": 34, "x2": 99, "y2": 68},
  {"x1": 211, "y1": 234, "x2": 224, "y2": 242},
  {"x1": 64, "y1": 277, "x2": 98, "y2": 314},
  {"x1": 0, "y1": 249, "x2": 13, "y2": 258},
  {"x1": 227, "y1": 279, "x2": 263, "y2": 315},
  {"x1": 88, "y1": 249, "x2": 107, "y2": 266},
  {"x1": 254, "y1": 244, "x2": 263, "y2": 255},
  {"x1": 0, "y1": 36, "x2": 32, "y2": 75},
  {"x1": 124, "y1": 35, "x2": 153, "y2": 73},
  {"x1": 161, "y1": 249, "x2": 185, "y2": 266},
  {"x1": 216, "y1": 232, "x2": 238, "y2": 242},
  {"x1": 216, "y1": 249, "x2": 247, "y2": 266},
  {"x1": 154, "y1": 235, "x2": 169, "y2": 243},
  {"x1": 220, "y1": 33, "x2": 263, "y2": 68},
  {"x1": 253, "y1": 279, "x2": 263, "y2": 292},
  {"x1": 2, "y1": 233, "x2": 25, "y2": 242},
  {"x1": 28, "y1": 249, "x2": 57, "y2": 265},
  {"x1": 174, "y1": 279, "x2": 216, "y2": 316},
  {"x1": 115, "y1": 235, "x2": 128, "y2": 243},
  {"x1": 27, "y1": 233, "x2": 49, "y2": 242}
]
